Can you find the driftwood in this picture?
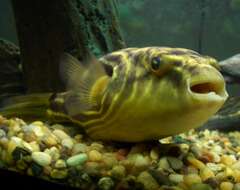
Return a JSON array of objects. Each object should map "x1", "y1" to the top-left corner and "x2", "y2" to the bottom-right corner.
[
  {"x1": 201, "y1": 96, "x2": 240, "y2": 131},
  {"x1": 0, "y1": 39, "x2": 25, "y2": 99},
  {"x1": 219, "y1": 54, "x2": 240, "y2": 84},
  {"x1": 11, "y1": 0, "x2": 125, "y2": 93}
]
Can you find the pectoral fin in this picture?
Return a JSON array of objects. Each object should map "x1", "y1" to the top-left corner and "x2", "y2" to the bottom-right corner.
[{"x1": 59, "y1": 53, "x2": 111, "y2": 115}]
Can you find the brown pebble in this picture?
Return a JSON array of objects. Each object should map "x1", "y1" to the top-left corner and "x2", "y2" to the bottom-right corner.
[{"x1": 204, "y1": 177, "x2": 219, "y2": 189}]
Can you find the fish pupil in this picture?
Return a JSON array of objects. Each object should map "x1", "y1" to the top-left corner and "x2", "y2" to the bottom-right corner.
[{"x1": 151, "y1": 57, "x2": 161, "y2": 70}]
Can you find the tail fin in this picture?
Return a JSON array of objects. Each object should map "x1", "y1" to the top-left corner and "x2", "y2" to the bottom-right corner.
[{"x1": 0, "y1": 93, "x2": 52, "y2": 121}]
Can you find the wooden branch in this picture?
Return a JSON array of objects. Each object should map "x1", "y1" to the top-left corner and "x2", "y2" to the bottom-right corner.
[
  {"x1": 11, "y1": 0, "x2": 125, "y2": 92},
  {"x1": 0, "y1": 39, "x2": 25, "y2": 98}
]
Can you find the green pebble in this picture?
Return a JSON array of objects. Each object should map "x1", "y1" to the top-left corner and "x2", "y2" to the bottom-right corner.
[
  {"x1": 98, "y1": 177, "x2": 114, "y2": 190},
  {"x1": 66, "y1": 153, "x2": 88, "y2": 167},
  {"x1": 190, "y1": 183, "x2": 213, "y2": 190}
]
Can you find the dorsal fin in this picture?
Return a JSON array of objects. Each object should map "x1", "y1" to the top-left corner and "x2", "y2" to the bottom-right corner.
[{"x1": 59, "y1": 53, "x2": 111, "y2": 116}]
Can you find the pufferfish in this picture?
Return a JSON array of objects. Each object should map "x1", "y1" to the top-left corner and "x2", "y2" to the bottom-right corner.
[{"x1": 0, "y1": 47, "x2": 228, "y2": 142}]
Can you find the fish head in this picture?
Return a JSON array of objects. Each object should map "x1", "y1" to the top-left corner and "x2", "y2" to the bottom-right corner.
[{"x1": 129, "y1": 47, "x2": 228, "y2": 136}]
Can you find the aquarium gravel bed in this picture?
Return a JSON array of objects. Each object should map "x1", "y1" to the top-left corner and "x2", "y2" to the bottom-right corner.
[{"x1": 1, "y1": 116, "x2": 240, "y2": 190}]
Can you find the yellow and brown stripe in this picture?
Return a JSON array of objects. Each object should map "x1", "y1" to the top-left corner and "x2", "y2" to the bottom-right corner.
[{"x1": 51, "y1": 47, "x2": 221, "y2": 139}]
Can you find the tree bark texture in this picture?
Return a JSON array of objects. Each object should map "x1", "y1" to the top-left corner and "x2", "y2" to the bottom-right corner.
[
  {"x1": 11, "y1": 0, "x2": 125, "y2": 93},
  {"x1": 0, "y1": 39, "x2": 25, "y2": 99}
]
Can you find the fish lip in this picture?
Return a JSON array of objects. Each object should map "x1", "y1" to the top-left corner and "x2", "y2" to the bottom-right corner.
[{"x1": 187, "y1": 76, "x2": 228, "y2": 102}]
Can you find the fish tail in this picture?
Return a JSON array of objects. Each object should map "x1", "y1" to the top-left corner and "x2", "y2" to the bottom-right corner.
[{"x1": 0, "y1": 93, "x2": 54, "y2": 121}]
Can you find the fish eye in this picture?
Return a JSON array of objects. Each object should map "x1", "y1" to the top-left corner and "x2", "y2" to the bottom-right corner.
[{"x1": 151, "y1": 57, "x2": 162, "y2": 71}]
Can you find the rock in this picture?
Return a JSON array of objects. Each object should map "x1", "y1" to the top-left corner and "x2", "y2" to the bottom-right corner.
[
  {"x1": 234, "y1": 183, "x2": 240, "y2": 190},
  {"x1": 190, "y1": 183, "x2": 213, "y2": 190},
  {"x1": 29, "y1": 141, "x2": 40, "y2": 152},
  {"x1": 98, "y1": 177, "x2": 114, "y2": 190},
  {"x1": 232, "y1": 161, "x2": 240, "y2": 170},
  {"x1": 224, "y1": 167, "x2": 235, "y2": 181},
  {"x1": 200, "y1": 167, "x2": 215, "y2": 181},
  {"x1": 72, "y1": 143, "x2": 88, "y2": 155},
  {"x1": 12, "y1": 147, "x2": 30, "y2": 161},
  {"x1": 16, "y1": 159, "x2": 28, "y2": 170},
  {"x1": 128, "y1": 153, "x2": 149, "y2": 170},
  {"x1": 167, "y1": 156, "x2": 183, "y2": 170},
  {"x1": 137, "y1": 171, "x2": 159, "y2": 190},
  {"x1": 74, "y1": 134, "x2": 83, "y2": 142},
  {"x1": 66, "y1": 153, "x2": 88, "y2": 167},
  {"x1": 169, "y1": 174, "x2": 184, "y2": 183},
  {"x1": 53, "y1": 129, "x2": 70, "y2": 141},
  {"x1": 90, "y1": 142, "x2": 104, "y2": 151},
  {"x1": 148, "y1": 169, "x2": 172, "y2": 186},
  {"x1": 221, "y1": 155, "x2": 236, "y2": 166},
  {"x1": 22, "y1": 141, "x2": 33, "y2": 152},
  {"x1": 184, "y1": 165, "x2": 199, "y2": 174},
  {"x1": 102, "y1": 153, "x2": 118, "y2": 169},
  {"x1": 42, "y1": 134, "x2": 58, "y2": 147},
  {"x1": 23, "y1": 131, "x2": 37, "y2": 142},
  {"x1": 0, "y1": 129, "x2": 6, "y2": 138},
  {"x1": 184, "y1": 174, "x2": 202, "y2": 186},
  {"x1": 0, "y1": 138, "x2": 8, "y2": 150},
  {"x1": 219, "y1": 54, "x2": 240, "y2": 84},
  {"x1": 32, "y1": 152, "x2": 52, "y2": 166},
  {"x1": 62, "y1": 138, "x2": 74, "y2": 149},
  {"x1": 31, "y1": 121, "x2": 44, "y2": 126},
  {"x1": 48, "y1": 147, "x2": 60, "y2": 161},
  {"x1": 88, "y1": 150, "x2": 102, "y2": 162},
  {"x1": 50, "y1": 169, "x2": 68, "y2": 179},
  {"x1": 150, "y1": 148, "x2": 159, "y2": 160},
  {"x1": 31, "y1": 162, "x2": 43, "y2": 176},
  {"x1": 220, "y1": 181, "x2": 234, "y2": 190},
  {"x1": 84, "y1": 161, "x2": 102, "y2": 176},
  {"x1": 11, "y1": 136, "x2": 23, "y2": 146},
  {"x1": 7, "y1": 138, "x2": 20, "y2": 157},
  {"x1": 187, "y1": 156, "x2": 205, "y2": 169},
  {"x1": 31, "y1": 125, "x2": 44, "y2": 137},
  {"x1": 54, "y1": 159, "x2": 67, "y2": 169},
  {"x1": 158, "y1": 157, "x2": 170, "y2": 170},
  {"x1": 204, "y1": 177, "x2": 220, "y2": 189},
  {"x1": 43, "y1": 165, "x2": 52, "y2": 175},
  {"x1": 11, "y1": 123, "x2": 21, "y2": 133},
  {"x1": 111, "y1": 165, "x2": 126, "y2": 179}
]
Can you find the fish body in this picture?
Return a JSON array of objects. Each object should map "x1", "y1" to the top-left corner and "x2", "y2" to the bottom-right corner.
[{"x1": 0, "y1": 47, "x2": 228, "y2": 142}]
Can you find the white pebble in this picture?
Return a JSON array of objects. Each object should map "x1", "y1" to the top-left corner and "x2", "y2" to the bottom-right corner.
[
  {"x1": 53, "y1": 129, "x2": 70, "y2": 141},
  {"x1": 32, "y1": 125, "x2": 44, "y2": 137},
  {"x1": 11, "y1": 136, "x2": 23, "y2": 146},
  {"x1": 32, "y1": 152, "x2": 52, "y2": 166},
  {"x1": 62, "y1": 138, "x2": 74, "y2": 149}
]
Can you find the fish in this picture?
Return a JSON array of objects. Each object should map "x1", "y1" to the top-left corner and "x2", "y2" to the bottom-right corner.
[{"x1": 0, "y1": 47, "x2": 228, "y2": 142}]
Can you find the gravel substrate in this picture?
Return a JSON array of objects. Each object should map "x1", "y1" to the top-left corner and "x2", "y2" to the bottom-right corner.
[{"x1": 1, "y1": 115, "x2": 240, "y2": 190}]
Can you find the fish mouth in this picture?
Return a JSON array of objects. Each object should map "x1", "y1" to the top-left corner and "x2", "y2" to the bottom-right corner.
[{"x1": 188, "y1": 74, "x2": 228, "y2": 102}]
